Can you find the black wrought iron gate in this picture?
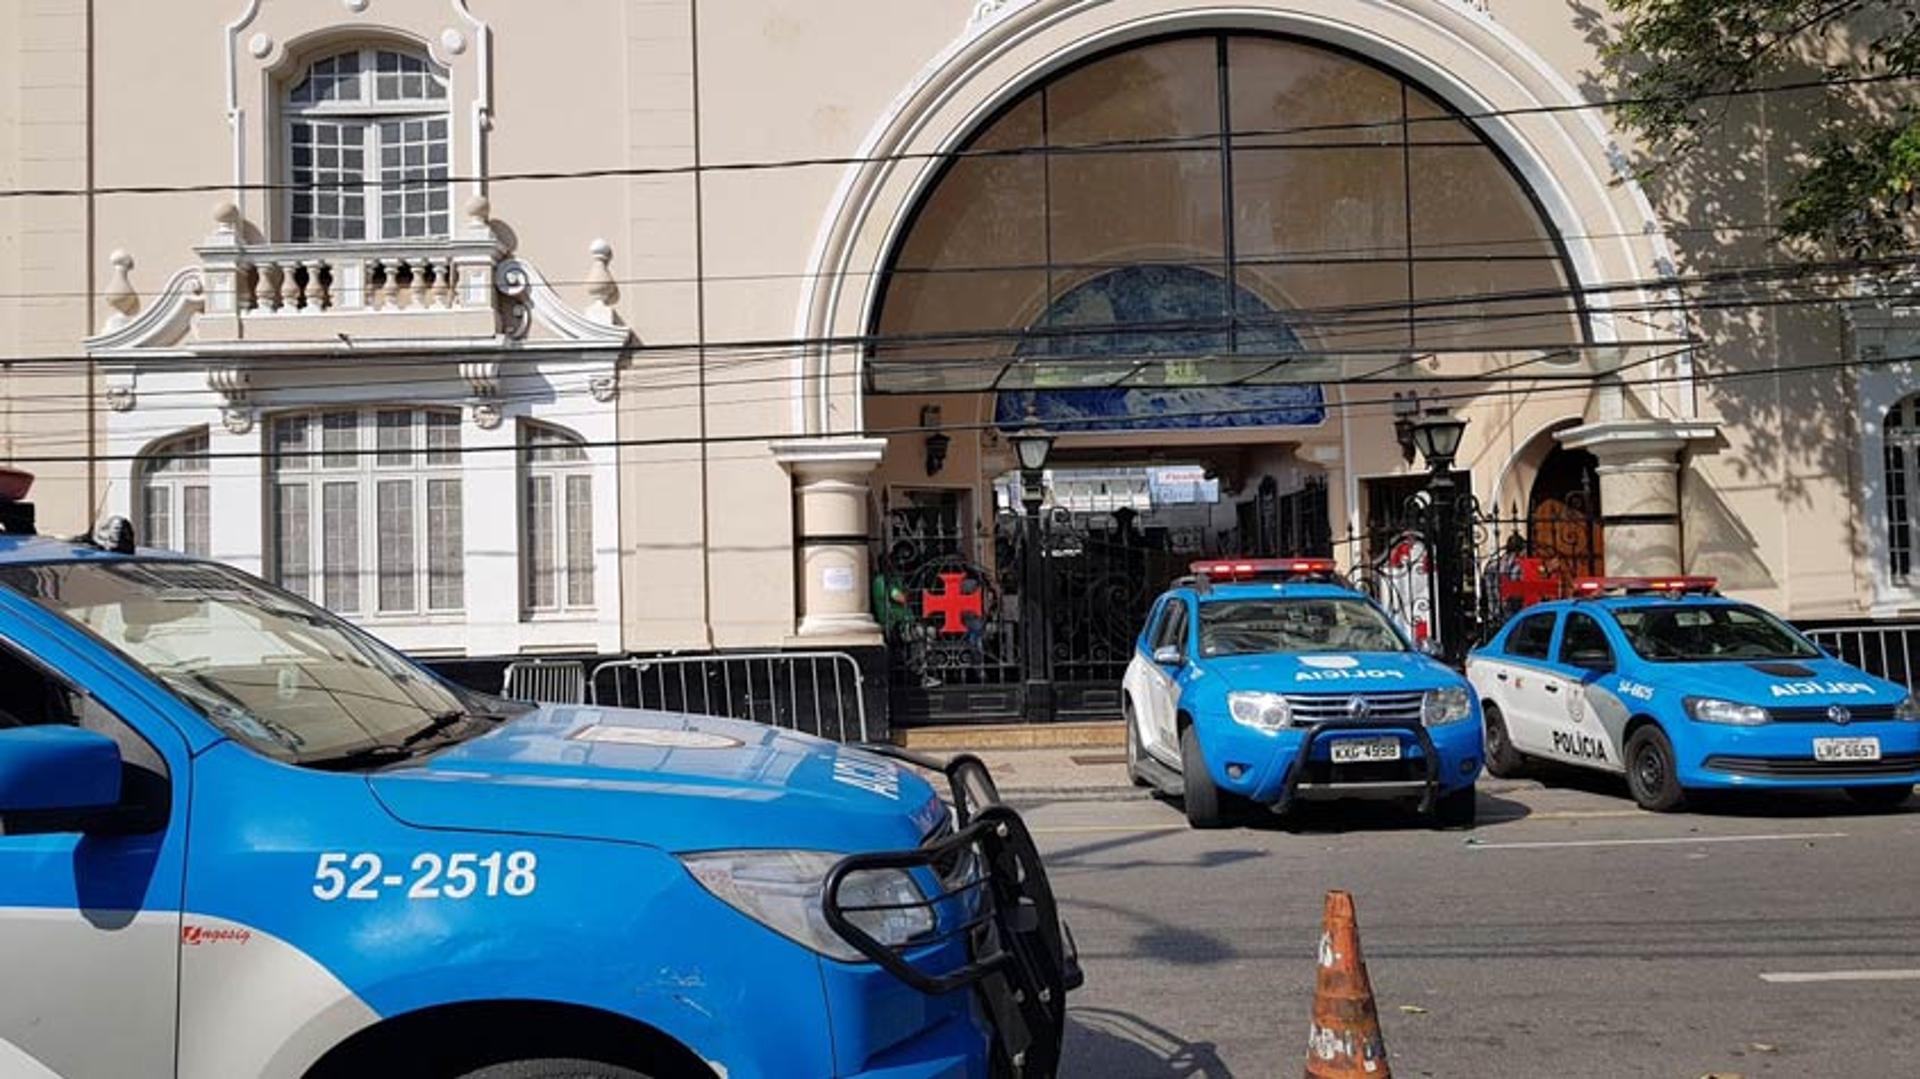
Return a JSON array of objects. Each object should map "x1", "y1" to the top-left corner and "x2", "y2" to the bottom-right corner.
[{"x1": 877, "y1": 500, "x2": 1233, "y2": 726}]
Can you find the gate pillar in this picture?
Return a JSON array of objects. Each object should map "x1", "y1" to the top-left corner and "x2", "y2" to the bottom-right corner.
[
  {"x1": 772, "y1": 437, "x2": 889, "y2": 642},
  {"x1": 1556, "y1": 420, "x2": 1718, "y2": 576}
]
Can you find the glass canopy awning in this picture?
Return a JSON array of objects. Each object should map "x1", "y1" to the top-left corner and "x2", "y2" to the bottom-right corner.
[{"x1": 863, "y1": 341, "x2": 1697, "y2": 395}]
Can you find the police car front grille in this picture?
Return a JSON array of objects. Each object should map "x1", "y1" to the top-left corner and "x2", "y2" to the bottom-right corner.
[
  {"x1": 1284, "y1": 692, "x2": 1425, "y2": 726},
  {"x1": 1703, "y1": 753, "x2": 1920, "y2": 778},
  {"x1": 1767, "y1": 705, "x2": 1901, "y2": 723}
]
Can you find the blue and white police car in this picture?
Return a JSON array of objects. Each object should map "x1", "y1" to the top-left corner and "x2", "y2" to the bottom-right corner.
[
  {"x1": 0, "y1": 474, "x2": 1075, "y2": 1079},
  {"x1": 1466, "y1": 576, "x2": 1920, "y2": 812},
  {"x1": 1120, "y1": 558, "x2": 1483, "y2": 829}
]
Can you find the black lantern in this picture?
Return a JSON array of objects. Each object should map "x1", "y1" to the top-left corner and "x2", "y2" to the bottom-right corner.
[
  {"x1": 919, "y1": 405, "x2": 950, "y2": 476},
  {"x1": 1391, "y1": 392, "x2": 1418, "y2": 465},
  {"x1": 1410, "y1": 407, "x2": 1467, "y2": 476},
  {"x1": 1011, "y1": 409, "x2": 1055, "y2": 723}
]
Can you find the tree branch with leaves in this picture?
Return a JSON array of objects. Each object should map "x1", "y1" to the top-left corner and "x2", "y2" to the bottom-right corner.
[{"x1": 1605, "y1": 0, "x2": 1920, "y2": 256}]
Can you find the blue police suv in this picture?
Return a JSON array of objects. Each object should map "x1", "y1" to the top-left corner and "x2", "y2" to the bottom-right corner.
[
  {"x1": 0, "y1": 474, "x2": 1075, "y2": 1079},
  {"x1": 1121, "y1": 558, "x2": 1483, "y2": 829},
  {"x1": 1467, "y1": 576, "x2": 1920, "y2": 812}
]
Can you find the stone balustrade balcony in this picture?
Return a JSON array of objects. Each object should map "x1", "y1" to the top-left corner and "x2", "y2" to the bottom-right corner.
[{"x1": 188, "y1": 200, "x2": 507, "y2": 345}]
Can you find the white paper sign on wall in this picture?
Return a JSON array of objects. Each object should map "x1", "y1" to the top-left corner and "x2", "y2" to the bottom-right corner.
[{"x1": 823, "y1": 566, "x2": 856, "y2": 593}]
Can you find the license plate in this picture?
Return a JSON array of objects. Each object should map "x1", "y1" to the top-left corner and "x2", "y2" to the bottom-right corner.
[
  {"x1": 1330, "y1": 737, "x2": 1402, "y2": 763},
  {"x1": 1813, "y1": 737, "x2": 1881, "y2": 762}
]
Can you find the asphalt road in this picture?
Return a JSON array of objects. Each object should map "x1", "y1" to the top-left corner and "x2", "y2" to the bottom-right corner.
[{"x1": 1027, "y1": 774, "x2": 1920, "y2": 1078}]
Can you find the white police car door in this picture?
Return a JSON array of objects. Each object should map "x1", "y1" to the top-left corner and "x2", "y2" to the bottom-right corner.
[
  {"x1": 1542, "y1": 611, "x2": 1623, "y2": 770},
  {"x1": 0, "y1": 634, "x2": 185, "y2": 1078},
  {"x1": 1482, "y1": 609, "x2": 1565, "y2": 757},
  {"x1": 1129, "y1": 597, "x2": 1189, "y2": 766}
]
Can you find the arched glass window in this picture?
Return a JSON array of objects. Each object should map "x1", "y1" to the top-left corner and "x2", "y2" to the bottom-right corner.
[
  {"x1": 870, "y1": 33, "x2": 1585, "y2": 412},
  {"x1": 520, "y1": 422, "x2": 594, "y2": 613},
  {"x1": 138, "y1": 429, "x2": 211, "y2": 557},
  {"x1": 268, "y1": 408, "x2": 463, "y2": 615},
  {"x1": 1886, "y1": 396, "x2": 1920, "y2": 583},
  {"x1": 283, "y1": 46, "x2": 450, "y2": 242}
]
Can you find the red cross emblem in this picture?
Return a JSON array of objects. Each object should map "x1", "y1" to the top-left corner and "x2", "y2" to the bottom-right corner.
[
  {"x1": 920, "y1": 572, "x2": 984, "y2": 636},
  {"x1": 1500, "y1": 557, "x2": 1565, "y2": 609}
]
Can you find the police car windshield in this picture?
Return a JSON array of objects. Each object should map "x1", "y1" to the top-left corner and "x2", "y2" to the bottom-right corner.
[
  {"x1": 1198, "y1": 598, "x2": 1406, "y2": 657},
  {"x1": 1611, "y1": 603, "x2": 1821, "y2": 663},
  {"x1": 0, "y1": 559, "x2": 503, "y2": 766}
]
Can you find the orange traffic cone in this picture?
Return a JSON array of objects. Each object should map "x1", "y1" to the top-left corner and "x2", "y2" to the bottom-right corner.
[{"x1": 1304, "y1": 890, "x2": 1391, "y2": 1078}]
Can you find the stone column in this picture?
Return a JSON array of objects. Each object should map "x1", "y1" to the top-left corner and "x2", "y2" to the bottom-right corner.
[
  {"x1": 771, "y1": 437, "x2": 888, "y2": 643},
  {"x1": 1556, "y1": 420, "x2": 1718, "y2": 576}
]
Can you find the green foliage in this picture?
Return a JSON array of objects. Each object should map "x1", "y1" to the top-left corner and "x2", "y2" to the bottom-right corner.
[{"x1": 1604, "y1": 0, "x2": 1920, "y2": 255}]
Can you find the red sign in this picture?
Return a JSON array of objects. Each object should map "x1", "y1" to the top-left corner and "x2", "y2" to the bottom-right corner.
[
  {"x1": 1499, "y1": 557, "x2": 1564, "y2": 609},
  {"x1": 921, "y1": 572, "x2": 983, "y2": 635}
]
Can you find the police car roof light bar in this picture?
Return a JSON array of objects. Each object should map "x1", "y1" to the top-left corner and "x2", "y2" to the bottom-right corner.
[
  {"x1": 1188, "y1": 557, "x2": 1338, "y2": 582},
  {"x1": 1572, "y1": 575, "x2": 1719, "y2": 598}
]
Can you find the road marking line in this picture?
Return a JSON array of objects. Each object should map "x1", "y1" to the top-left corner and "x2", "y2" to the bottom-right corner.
[
  {"x1": 1478, "y1": 809, "x2": 1646, "y2": 823},
  {"x1": 1466, "y1": 831, "x2": 1847, "y2": 851},
  {"x1": 1032, "y1": 824, "x2": 1190, "y2": 835},
  {"x1": 1760, "y1": 969, "x2": 1920, "y2": 984}
]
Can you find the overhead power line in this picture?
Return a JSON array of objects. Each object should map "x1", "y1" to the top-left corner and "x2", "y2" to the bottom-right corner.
[
  {"x1": 0, "y1": 71, "x2": 1911, "y2": 201},
  {"x1": 2, "y1": 344, "x2": 1897, "y2": 465}
]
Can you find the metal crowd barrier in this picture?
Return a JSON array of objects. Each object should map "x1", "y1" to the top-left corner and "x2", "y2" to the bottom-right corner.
[
  {"x1": 589, "y1": 651, "x2": 870, "y2": 743},
  {"x1": 500, "y1": 658, "x2": 589, "y2": 705},
  {"x1": 1803, "y1": 623, "x2": 1920, "y2": 693}
]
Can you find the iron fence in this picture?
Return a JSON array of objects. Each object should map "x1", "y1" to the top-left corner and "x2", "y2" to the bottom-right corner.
[
  {"x1": 500, "y1": 659, "x2": 589, "y2": 705},
  {"x1": 1802, "y1": 623, "x2": 1920, "y2": 693},
  {"x1": 588, "y1": 652, "x2": 870, "y2": 743}
]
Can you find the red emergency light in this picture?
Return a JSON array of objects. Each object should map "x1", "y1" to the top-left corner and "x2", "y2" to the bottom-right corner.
[
  {"x1": 1189, "y1": 557, "x2": 1338, "y2": 582},
  {"x1": 1572, "y1": 575, "x2": 1719, "y2": 598}
]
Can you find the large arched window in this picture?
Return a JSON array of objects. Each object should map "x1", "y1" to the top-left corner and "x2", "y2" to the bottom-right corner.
[
  {"x1": 870, "y1": 33, "x2": 1585, "y2": 407},
  {"x1": 138, "y1": 429, "x2": 211, "y2": 557},
  {"x1": 520, "y1": 422, "x2": 595, "y2": 614},
  {"x1": 283, "y1": 45, "x2": 450, "y2": 242},
  {"x1": 268, "y1": 408, "x2": 463, "y2": 615},
  {"x1": 1886, "y1": 395, "x2": 1920, "y2": 583}
]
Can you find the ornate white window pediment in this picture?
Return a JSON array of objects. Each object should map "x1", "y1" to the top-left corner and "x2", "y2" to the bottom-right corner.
[{"x1": 225, "y1": 0, "x2": 489, "y2": 240}]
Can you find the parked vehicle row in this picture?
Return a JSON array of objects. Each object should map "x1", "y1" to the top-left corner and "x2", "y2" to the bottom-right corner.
[{"x1": 1122, "y1": 561, "x2": 1920, "y2": 828}]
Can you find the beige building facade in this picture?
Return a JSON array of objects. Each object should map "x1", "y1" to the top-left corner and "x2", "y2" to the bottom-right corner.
[{"x1": 0, "y1": 0, "x2": 1910, "y2": 723}]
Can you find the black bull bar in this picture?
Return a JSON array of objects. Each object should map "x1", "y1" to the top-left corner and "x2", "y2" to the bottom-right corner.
[
  {"x1": 1275, "y1": 718, "x2": 1443, "y2": 813},
  {"x1": 823, "y1": 748, "x2": 1082, "y2": 1076}
]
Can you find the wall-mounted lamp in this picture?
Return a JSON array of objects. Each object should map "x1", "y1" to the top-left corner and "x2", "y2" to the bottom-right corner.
[
  {"x1": 1391, "y1": 391, "x2": 1419, "y2": 466},
  {"x1": 920, "y1": 405, "x2": 950, "y2": 477}
]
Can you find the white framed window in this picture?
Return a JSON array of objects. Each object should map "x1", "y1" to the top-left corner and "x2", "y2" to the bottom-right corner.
[
  {"x1": 520, "y1": 422, "x2": 595, "y2": 614},
  {"x1": 283, "y1": 46, "x2": 451, "y2": 242},
  {"x1": 269, "y1": 409, "x2": 464, "y2": 616},
  {"x1": 138, "y1": 428, "x2": 212, "y2": 557},
  {"x1": 1886, "y1": 394, "x2": 1920, "y2": 585}
]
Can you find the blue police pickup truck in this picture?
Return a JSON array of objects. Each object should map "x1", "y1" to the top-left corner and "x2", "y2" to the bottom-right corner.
[
  {"x1": 0, "y1": 474, "x2": 1075, "y2": 1079},
  {"x1": 1120, "y1": 558, "x2": 1483, "y2": 829},
  {"x1": 1467, "y1": 576, "x2": 1920, "y2": 812}
]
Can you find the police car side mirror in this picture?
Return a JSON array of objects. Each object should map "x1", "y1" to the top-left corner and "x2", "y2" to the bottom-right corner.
[
  {"x1": 0, "y1": 726, "x2": 122, "y2": 818},
  {"x1": 1567, "y1": 649, "x2": 1614, "y2": 674},
  {"x1": 1152, "y1": 644, "x2": 1185, "y2": 667}
]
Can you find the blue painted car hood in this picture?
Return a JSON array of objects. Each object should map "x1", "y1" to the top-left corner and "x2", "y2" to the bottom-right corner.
[
  {"x1": 368, "y1": 705, "x2": 946, "y2": 855},
  {"x1": 1199, "y1": 650, "x2": 1459, "y2": 693},
  {"x1": 1627, "y1": 655, "x2": 1909, "y2": 708}
]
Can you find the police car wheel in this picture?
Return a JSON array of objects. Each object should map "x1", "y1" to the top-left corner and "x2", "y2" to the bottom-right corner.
[
  {"x1": 1481, "y1": 704, "x2": 1528, "y2": 779},
  {"x1": 1624, "y1": 726, "x2": 1687, "y2": 812},
  {"x1": 1124, "y1": 703, "x2": 1151, "y2": 788},
  {"x1": 458, "y1": 1060, "x2": 650, "y2": 1079},
  {"x1": 1843, "y1": 784, "x2": 1914, "y2": 811},
  {"x1": 1431, "y1": 786, "x2": 1477, "y2": 829},
  {"x1": 1179, "y1": 724, "x2": 1235, "y2": 828}
]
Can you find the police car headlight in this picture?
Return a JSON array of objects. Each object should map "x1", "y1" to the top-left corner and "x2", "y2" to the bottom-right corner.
[
  {"x1": 680, "y1": 849, "x2": 933, "y2": 963},
  {"x1": 1422, "y1": 686, "x2": 1473, "y2": 726},
  {"x1": 1228, "y1": 691, "x2": 1292, "y2": 731},
  {"x1": 1683, "y1": 697, "x2": 1769, "y2": 726},
  {"x1": 1897, "y1": 693, "x2": 1920, "y2": 722}
]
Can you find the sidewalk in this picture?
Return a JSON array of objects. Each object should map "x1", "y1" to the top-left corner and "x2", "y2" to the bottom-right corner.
[{"x1": 947, "y1": 746, "x2": 1143, "y2": 801}]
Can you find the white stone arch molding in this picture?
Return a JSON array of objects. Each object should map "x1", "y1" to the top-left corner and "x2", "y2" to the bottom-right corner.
[
  {"x1": 794, "y1": 0, "x2": 1686, "y2": 435},
  {"x1": 223, "y1": 0, "x2": 492, "y2": 224},
  {"x1": 1491, "y1": 413, "x2": 1587, "y2": 516}
]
